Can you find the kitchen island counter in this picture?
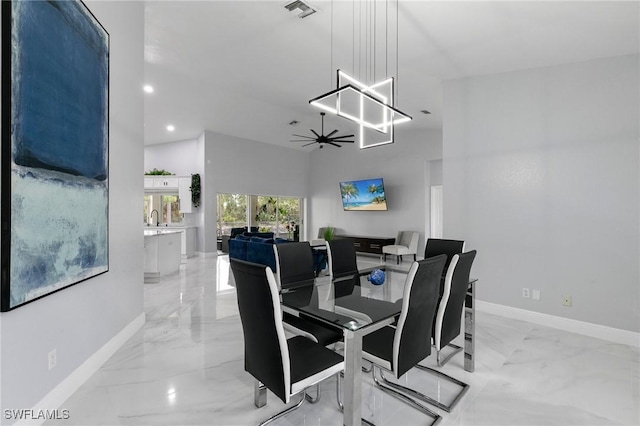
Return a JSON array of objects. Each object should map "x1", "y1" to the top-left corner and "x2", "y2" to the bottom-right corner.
[{"x1": 144, "y1": 230, "x2": 182, "y2": 282}]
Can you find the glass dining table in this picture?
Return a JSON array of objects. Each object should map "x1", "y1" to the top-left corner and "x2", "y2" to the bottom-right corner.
[{"x1": 280, "y1": 264, "x2": 478, "y2": 426}]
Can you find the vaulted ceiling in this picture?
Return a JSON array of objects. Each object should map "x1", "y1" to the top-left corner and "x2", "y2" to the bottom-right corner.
[{"x1": 143, "y1": 1, "x2": 639, "y2": 148}]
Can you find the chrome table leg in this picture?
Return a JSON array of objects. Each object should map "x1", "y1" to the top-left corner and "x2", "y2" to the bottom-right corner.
[
  {"x1": 343, "y1": 329, "x2": 363, "y2": 426},
  {"x1": 464, "y1": 279, "x2": 477, "y2": 372},
  {"x1": 254, "y1": 380, "x2": 267, "y2": 408}
]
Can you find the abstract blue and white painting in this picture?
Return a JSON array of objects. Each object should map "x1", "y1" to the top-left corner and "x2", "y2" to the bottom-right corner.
[{"x1": 1, "y1": 0, "x2": 109, "y2": 311}]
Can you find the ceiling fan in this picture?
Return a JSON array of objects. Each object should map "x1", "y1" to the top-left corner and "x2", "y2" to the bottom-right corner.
[{"x1": 290, "y1": 112, "x2": 355, "y2": 149}]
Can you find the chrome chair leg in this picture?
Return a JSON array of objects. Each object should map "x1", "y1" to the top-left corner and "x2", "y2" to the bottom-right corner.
[
  {"x1": 372, "y1": 367, "x2": 441, "y2": 425},
  {"x1": 257, "y1": 378, "x2": 340, "y2": 425},
  {"x1": 436, "y1": 343, "x2": 463, "y2": 367},
  {"x1": 258, "y1": 392, "x2": 305, "y2": 426},
  {"x1": 254, "y1": 380, "x2": 267, "y2": 408},
  {"x1": 305, "y1": 383, "x2": 321, "y2": 404},
  {"x1": 336, "y1": 371, "x2": 343, "y2": 411},
  {"x1": 413, "y1": 364, "x2": 470, "y2": 412},
  {"x1": 336, "y1": 372, "x2": 376, "y2": 426}
]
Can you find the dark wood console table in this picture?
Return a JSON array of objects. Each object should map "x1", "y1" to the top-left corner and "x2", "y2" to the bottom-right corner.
[{"x1": 335, "y1": 235, "x2": 395, "y2": 255}]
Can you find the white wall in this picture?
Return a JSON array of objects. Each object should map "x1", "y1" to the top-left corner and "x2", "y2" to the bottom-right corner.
[
  {"x1": 308, "y1": 128, "x2": 443, "y2": 252},
  {"x1": 145, "y1": 132, "x2": 311, "y2": 252},
  {"x1": 0, "y1": 1, "x2": 145, "y2": 417},
  {"x1": 443, "y1": 55, "x2": 639, "y2": 332},
  {"x1": 143, "y1": 138, "x2": 199, "y2": 175}
]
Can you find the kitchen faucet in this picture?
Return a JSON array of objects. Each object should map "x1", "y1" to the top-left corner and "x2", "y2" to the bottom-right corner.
[{"x1": 150, "y1": 209, "x2": 159, "y2": 226}]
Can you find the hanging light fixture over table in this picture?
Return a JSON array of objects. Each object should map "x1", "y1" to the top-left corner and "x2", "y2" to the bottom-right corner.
[{"x1": 309, "y1": 0, "x2": 412, "y2": 149}]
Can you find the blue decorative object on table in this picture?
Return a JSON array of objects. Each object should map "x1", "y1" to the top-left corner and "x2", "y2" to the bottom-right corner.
[{"x1": 367, "y1": 269, "x2": 385, "y2": 285}]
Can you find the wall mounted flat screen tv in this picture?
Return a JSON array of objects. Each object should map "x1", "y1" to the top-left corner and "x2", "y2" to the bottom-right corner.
[{"x1": 339, "y1": 178, "x2": 388, "y2": 211}]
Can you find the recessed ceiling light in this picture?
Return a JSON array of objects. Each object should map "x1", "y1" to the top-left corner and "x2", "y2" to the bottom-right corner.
[
  {"x1": 143, "y1": 85, "x2": 154, "y2": 93},
  {"x1": 166, "y1": 125, "x2": 175, "y2": 132}
]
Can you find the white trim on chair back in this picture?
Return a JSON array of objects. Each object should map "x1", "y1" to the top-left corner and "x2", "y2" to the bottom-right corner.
[
  {"x1": 392, "y1": 261, "x2": 420, "y2": 378},
  {"x1": 273, "y1": 245, "x2": 283, "y2": 290},
  {"x1": 434, "y1": 254, "x2": 459, "y2": 352},
  {"x1": 325, "y1": 240, "x2": 334, "y2": 280},
  {"x1": 265, "y1": 266, "x2": 292, "y2": 403},
  {"x1": 408, "y1": 232, "x2": 419, "y2": 254}
]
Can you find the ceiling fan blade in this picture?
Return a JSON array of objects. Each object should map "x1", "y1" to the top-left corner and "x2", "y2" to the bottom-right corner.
[
  {"x1": 292, "y1": 134, "x2": 315, "y2": 139},
  {"x1": 290, "y1": 139, "x2": 315, "y2": 142},
  {"x1": 326, "y1": 129, "x2": 339, "y2": 137},
  {"x1": 327, "y1": 142, "x2": 342, "y2": 147},
  {"x1": 331, "y1": 140, "x2": 354, "y2": 143},
  {"x1": 334, "y1": 134, "x2": 355, "y2": 139},
  {"x1": 310, "y1": 129, "x2": 321, "y2": 138},
  {"x1": 302, "y1": 142, "x2": 317, "y2": 147}
]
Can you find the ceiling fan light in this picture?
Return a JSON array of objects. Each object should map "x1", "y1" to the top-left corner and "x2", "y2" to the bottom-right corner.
[{"x1": 289, "y1": 112, "x2": 353, "y2": 150}]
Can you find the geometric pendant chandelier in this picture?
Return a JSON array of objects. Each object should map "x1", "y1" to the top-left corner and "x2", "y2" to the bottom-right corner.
[
  {"x1": 308, "y1": 0, "x2": 412, "y2": 148},
  {"x1": 310, "y1": 70, "x2": 412, "y2": 148}
]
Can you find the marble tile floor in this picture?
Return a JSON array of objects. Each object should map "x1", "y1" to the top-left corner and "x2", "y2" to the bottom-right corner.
[{"x1": 46, "y1": 255, "x2": 639, "y2": 426}]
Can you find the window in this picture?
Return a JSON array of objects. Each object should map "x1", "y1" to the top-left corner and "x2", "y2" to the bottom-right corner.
[
  {"x1": 143, "y1": 195, "x2": 151, "y2": 224},
  {"x1": 217, "y1": 193, "x2": 247, "y2": 235},
  {"x1": 143, "y1": 193, "x2": 183, "y2": 225},
  {"x1": 217, "y1": 193, "x2": 301, "y2": 239},
  {"x1": 162, "y1": 195, "x2": 182, "y2": 224}
]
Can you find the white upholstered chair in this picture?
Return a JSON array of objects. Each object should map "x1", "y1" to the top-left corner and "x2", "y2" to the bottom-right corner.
[
  {"x1": 310, "y1": 227, "x2": 331, "y2": 247},
  {"x1": 382, "y1": 231, "x2": 419, "y2": 264}
]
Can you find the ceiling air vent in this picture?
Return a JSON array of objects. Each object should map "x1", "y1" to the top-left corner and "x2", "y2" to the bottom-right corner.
[{"x1": 284, "y1": 1, "x2": 317, "y2": 19}]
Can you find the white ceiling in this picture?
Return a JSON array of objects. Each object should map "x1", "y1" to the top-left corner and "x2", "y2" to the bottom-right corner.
[{"x1": 143, "y1": 1, "x2": 639, "y2": 148}]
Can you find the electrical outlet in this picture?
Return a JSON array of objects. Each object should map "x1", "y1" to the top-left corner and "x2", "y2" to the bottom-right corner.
[
  {"x1": 48, "y1": 349, "x2": 57, "y2": 370},
  {"x1": 562, "y1": 295, "x2": 572, "y2": 307},
  {"x1": 532, "y1": 289, "x2": 541, "y2": 301},
  {"x1": 522, "y1": 288, "x2": 530, "y2": 298}
]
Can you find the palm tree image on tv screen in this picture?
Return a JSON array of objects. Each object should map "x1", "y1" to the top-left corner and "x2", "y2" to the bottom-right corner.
[{"x1": 339, "y1": 178, "x2": 388, "y2": 211}]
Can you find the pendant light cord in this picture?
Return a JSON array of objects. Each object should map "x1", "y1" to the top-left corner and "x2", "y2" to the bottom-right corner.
[
  {"x1": 396, "y1": 0, "x2": 399, "y2": 104},
  {"x1": 352, "y1": 0, "x2": 355, "y2": 77},
  {"x1": 385, "y1": 0, "x2": 388, "y2": 79},
  {"x1": 373, "y1": 0, "x2": 376, "y2": 83},
  {"x1": 330, "y1": 0, "x2": 333, "y2": 88}
]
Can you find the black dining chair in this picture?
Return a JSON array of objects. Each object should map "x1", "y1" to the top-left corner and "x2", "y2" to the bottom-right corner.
[
  {"x1": 408, "y1": 250, "x2": 476, "y2": 413},
  {"x1": 424, "y1": 238, "x2": 467, "y2": 331},
  {"x1": 230, "y1": 259, "x2": 345, "y2": 426},
  {"x1": 431, "y1": 250, "x2": 476, "y2": 367},
  {"x1": 273, "y1": 242, "x2": 343, "y2": 347},
  {"x1": 424, "y1": 238, "x2": 465, "y2": 273},
  {"x1": 324, "y1": 238, "x2": 377, "y2": 324},
  {"x1": 326, "y1": 238, "x2": 358, "y2": 280},
  {"x1": 357, "y1": 255, "x2": 447, "y2": 425}
]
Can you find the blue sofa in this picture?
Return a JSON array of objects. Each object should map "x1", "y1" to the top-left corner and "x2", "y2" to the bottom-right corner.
[
  {"x1": 228, "y1": 233, "x2": 326, "y2": 273},
  {"x1": 228, "y1": 233, "x2": 285, "y2": 270}
]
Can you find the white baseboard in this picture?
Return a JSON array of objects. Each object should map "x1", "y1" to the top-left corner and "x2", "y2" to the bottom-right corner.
[
  {"x1": 476, "y1": 300, "x2": 640, "y2": 348},
  {"x1": 196, "y1": 251, "x2": 218, "y2": 258},
  {"x1": 17, "y1": 313, "x2": 146, "y2": 426}
]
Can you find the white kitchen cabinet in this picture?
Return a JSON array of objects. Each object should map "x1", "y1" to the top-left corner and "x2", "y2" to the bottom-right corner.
[
  {"x1": 144, "y1": 230, "x2": 182, "y2": 282},
  {"x1": 153, "y1": 227, "x2": 197, "y2": 258},
  {"x1": 178, "y1": 177, "x2": 193, "y2": 213},
  {"x1": 182, "y1": 227, "x2": 197, "y2": 258},
  {"x1": 152, "y1": 177, "x2": 179, "y2": 189}
]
